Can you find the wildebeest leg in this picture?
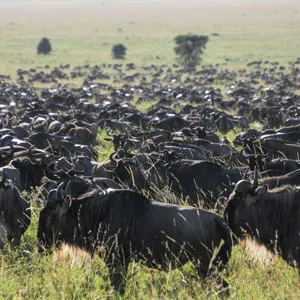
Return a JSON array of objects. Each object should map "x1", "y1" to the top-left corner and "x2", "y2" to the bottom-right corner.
[
  {"x1": 8, "y1": 235, "x2": 21, "y2": 247},
  {"x1": 106, "y1": 255, "x2": 129, "y2": 295},
  {"x1": 195, "y1": 261, "x2": 229, "y2": 295},
  {"x1": 194, "y1": 260, "x2": 209, "y2": 279}
]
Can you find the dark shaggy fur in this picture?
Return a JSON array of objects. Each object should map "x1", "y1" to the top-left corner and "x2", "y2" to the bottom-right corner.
[
  {"x1": 38, "y1": 188, "x2": 232, "y2": 294},
  {"x1": 0, "y1": 183, "x2": 31, "y2": 246},
  {"x1": 10, "y1": 158, "x2": 45, "y2": 191},
  {"x1": 225, "y1": 184, "x2": 300, "y2": 269}
]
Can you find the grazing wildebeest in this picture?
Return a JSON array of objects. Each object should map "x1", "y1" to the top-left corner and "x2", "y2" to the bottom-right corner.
[
  {"x1": 38, "y1": 188, "x2": 232, "y2": 294},
  {"x1": 225, "y1": 170, "x2": 300, "y2": 271},
  {"x1": 0, "y1": 176, "x2": 31, "y2": 247},
  {"x1": 260, "y1": 168, "x2": 300, "y2": 189}
]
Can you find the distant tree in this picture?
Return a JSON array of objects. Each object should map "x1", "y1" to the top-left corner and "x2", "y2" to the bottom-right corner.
[
  {"x1": 174, "y1": 34, "x2": 209, "y2": 70},
  {"x1": 112, "y1": 44, "x2": 127, "y2": 59},
  {"x1": 37, "y1": 37, "x2": 52, "y2": 55}
]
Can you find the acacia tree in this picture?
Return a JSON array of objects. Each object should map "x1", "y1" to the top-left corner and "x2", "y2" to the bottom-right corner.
[
  {"x1": 174, "y1": 34, "x2": 209, "y2": 70},
  {"x1": 37, "y1": 37, "x2": 52, "y2": 55},
  {"x1": 112, "y1": 44, "x2": 127, "y2": 59}
]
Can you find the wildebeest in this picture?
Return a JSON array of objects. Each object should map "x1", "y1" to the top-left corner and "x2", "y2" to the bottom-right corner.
[
  {"x1": 225, "y1": 170, "x2": 300, "y2": 271},
  {"x1": 38, "y1": 188, "x2": 232, "y2": 294},
  {"x1": 0, "y1": 175, "x2": 31, "y2": 247}
]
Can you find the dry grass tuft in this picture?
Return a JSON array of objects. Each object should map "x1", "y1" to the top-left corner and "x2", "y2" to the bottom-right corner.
[{"x1": 241, "y1": 238, "x2": 275, "y2": 268}]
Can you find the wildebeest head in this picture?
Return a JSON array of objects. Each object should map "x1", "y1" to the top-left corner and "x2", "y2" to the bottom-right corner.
[
  {"x1": 224, "y1": 168, "x2": 258, "y2": 235},
  {"x1": 114, "y1": 159, "x2": 147, "y2": 190},
  {"x1": 37, "y1": 193, "x2": 71, "y2": 253},
  {"x1": 0, "y1": 174, "x2": 31, "y2": 247}
]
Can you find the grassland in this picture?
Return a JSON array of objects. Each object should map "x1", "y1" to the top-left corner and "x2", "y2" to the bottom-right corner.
[
  {"x1": 1, "y1": 0, "x2": 300, "y2": 299},
  {"x1": 0, "y1": 0, "x2": 300, "y2": 80}
]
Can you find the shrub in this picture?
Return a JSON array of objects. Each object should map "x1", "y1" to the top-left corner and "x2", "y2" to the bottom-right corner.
[
  {"x1": 112, "y1": 44, "x2": 126, "y2": 59},
  {"x1": 37, "y1": 37, "x2": 52, "y2": 55}
]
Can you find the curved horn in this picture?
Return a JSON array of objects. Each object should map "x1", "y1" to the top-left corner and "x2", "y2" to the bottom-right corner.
[
  {"x1": 240, "y1": 148, "x2": 252, "y2": 159},
  {"x1": 109, "y1": 151, "x2": 118, "y2": 165},
  {"x1": 106, "y1": 129, "x2": 114, "y2": 137},
  {"x1": 56, "y1": 181, "x2": 66, "y2": 201},
  {"x1": 67, "y1": 165, "x2": 86, "y2": 176},
  {"x1": 29, "y1": 147, "x2": 45, "y2": 165},
  {"x1": 242, "y1": 168, "x2": 249, "y2": 179},
  {"x1": 65, "y1": 179, "x2": 72, "y2": 196}
]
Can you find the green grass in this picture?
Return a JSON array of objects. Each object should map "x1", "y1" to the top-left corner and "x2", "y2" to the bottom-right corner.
[
  {"x1": 0, "y1": 0, "x2": 300, "y2": 80},
  {"x1": 1, "y1": 210, "x2": 300, "y2": 299},
  {"x1": 96, "y1": 129, "x2": 114, "y2": 162}
]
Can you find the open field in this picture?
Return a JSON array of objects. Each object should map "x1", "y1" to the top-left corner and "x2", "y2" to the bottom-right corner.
[
  {"x1": 0, "y1": 0, "x2": 300, "y2": 80},
  {"x1": 0, "y1": 212, "x2": 300, "y2": 299},
  {"x1": 1, "y1": 1, "x2": 300, "y2": 299}
]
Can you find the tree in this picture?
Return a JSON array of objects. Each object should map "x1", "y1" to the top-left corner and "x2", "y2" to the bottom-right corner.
[
  {"x1": 37, "y1": 37, "x2": 52, "y2": 55},
  {"x1": 112, "y1": 44, "x2": 126, "y2": 59},
  {"x1": 174, "y1": 34, "x2": 208, "y2": 70}
]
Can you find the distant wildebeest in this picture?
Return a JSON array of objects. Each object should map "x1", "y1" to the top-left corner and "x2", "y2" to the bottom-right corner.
[
  {"x1": 38, "y1": 188, "x2": 232, "y2": 294},
  {"x1": 0, "y1": 176, "x2": 31, "y2": 247},
  {"x1": 225, "y1": 169, "x2": 300, "y2": 271}
]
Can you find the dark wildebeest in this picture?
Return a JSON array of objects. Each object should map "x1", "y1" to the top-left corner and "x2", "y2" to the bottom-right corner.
[
  {"x1": 0, "y1": 176, "x2": 31, "y2": 247},
  {"x1": 225, "y1": 170, "x2": 300, "y2": 271},
  {"x1": 37, "y1": 188, "x2": 232, "y2": 294},
  {"x1": 167, "y1": 161, "x2": 244, "y2": 207},
  {"x1": 260, "y1": 168, "x2": 300, "y2": 189}
]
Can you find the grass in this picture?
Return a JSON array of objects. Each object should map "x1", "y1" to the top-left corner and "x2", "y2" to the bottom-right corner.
[
  {"x1": 0, "y1": 0, "x2": 300, "y2": 80},
  {"x1": 96, "y1": 129, "x2": 114, "y2": 162},
  {"x1": 1, "y1": 207, "x2": 300, "y2": 299}
]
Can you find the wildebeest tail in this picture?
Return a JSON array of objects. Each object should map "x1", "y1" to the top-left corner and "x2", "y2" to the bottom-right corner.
[{"x1": 213, "y1": 217, "x2": 232, "y2": 270}]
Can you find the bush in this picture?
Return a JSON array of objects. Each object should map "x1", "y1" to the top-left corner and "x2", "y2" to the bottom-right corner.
[
  {"x1": 112, "y1": 44, "x2": 126, "y2": 59},
  {"x1": 37, "y1": 37, "x2": 52, "y2": 55},
  {"x1": 174, "y1": 34, "x2": 209, "y2": 70}
]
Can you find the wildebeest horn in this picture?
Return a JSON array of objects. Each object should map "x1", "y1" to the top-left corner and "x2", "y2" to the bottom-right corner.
[
  {"x1": 242, "y1": 168, "x2": 249, "y2": 179},
  {"x1": 29, "y1": 147, "x2": 44, "y2": 165},
  {"x1": 234, "y1": 180, "x2": 252, "y2": 195},
  {"x1": 163, "y1": 161, "x2": 172, "y2": 169},
  {"x1": 106, "y1": 129, "x2": 114, "y2": 137},
  {"x1": 240, "y1": 148, "x2": 252, "y2": 159},
  {"x1": 252, "y1": 167, "x2": 258, "y2": 191},
  {"x1": 67, "y1": 165, "x2": 86, "y2": 176},
  {"x1": 47, "y1": 189, "x2": 57, "y2": 203},
  {"x1": 56, "y1": 182, "x2": 66, "y2": 201},
  {"x1": 109, "y1": 152, "x2": 118, "y2": 165},
  {"x1": 65, "y1": 179, "x2": 72, "y2": 195}
]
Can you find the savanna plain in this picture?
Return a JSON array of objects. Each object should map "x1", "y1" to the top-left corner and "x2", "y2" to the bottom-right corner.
[{"x1": 0, "y1": 0, "x2": 300, "y2": 299}]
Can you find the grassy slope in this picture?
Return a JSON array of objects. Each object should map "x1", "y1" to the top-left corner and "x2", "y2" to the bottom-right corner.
[
  {"x1": 1, "y1": 205, "x2": 300, "y2": 299},
  {"x1": 0, "y1": 0, "x2": 299, "y2": 79},
  {"x1": 0, "y1": 0, "x2": 300, "y2": 298}
]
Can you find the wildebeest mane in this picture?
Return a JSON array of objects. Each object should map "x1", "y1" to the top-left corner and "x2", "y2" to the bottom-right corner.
[
  {"x1": 231, "y1": 185, "x2": 300, "y2": 253},
  {"x1": 65, "y1": 189, "x2": 151, "y2": 251}
]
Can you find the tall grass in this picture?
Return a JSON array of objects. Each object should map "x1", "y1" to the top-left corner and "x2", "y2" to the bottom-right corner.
[{"x1": 0, "y1": 195, "x2": 299, "y2": 299}]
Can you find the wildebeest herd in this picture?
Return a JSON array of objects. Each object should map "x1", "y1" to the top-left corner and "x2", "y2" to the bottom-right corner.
[{"x1": 1, "y1": 58, "x2": 300, "y2": 294}]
